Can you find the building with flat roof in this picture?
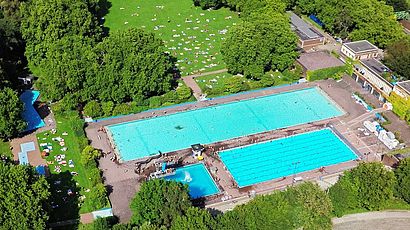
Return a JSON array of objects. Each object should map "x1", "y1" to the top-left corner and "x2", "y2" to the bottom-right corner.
[
  {"x1": 297, "y1": 51, "x2": 344, "y2": 72},
  {"x1": 289, "y1": 12, "x2": 325, "y2": 49},
  {"x1": 394, "y1": 80, "x2": 410, "y2": 98},
  {"x1": 341, "y1": 40, "x2": 379, "y2": 60},
  {"x1": 352, "y1": 58, "x2": 393, "y2": 102}
]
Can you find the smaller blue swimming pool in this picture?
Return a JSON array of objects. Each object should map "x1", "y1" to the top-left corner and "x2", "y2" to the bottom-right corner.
[
  {"x1": 164, "y1": 163, "x2": 219, "y2": 198},
  {"x1": 20, "y1": 90, "x2": 45, "y2": 131}
]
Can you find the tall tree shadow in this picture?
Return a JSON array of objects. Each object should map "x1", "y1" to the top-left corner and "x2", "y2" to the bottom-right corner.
[
  {"x1": 47, "y1": 171, "x2": 80, "y2": 223},
  {"x1": 97, "y1": 0, "x2": 112, "y2": 36}
]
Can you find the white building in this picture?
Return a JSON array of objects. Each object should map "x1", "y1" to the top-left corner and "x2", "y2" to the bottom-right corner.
[{"x1": 341, "y1": 40, "x2": 379, "y2": 60}]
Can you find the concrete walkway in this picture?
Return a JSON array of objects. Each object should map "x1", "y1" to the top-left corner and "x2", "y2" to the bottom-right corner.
[
  {"x1": 182, "y1": 68, "x2": 228, "y2": 100},
  {"x1": 333, "y1": 211, "x2": 410, "y2": 230}
]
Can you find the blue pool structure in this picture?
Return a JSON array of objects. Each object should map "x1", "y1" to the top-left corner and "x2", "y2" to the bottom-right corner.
[
  {"x1": 219, "y1": 129, "x2": 358, "y2": 187},
  {"x1": 107, "y1": 87, "x2": 344, "y2": 161},
  {"x1": 164, "y1": 163, "x2": 219, "y2": 198},
  {"x1": 20, "y1": 90, "x2": 45, "y2": 131}
]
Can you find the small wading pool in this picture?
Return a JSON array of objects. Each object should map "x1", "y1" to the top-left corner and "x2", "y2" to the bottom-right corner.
[
  {"x1": 107, "y1": 87, "x2": 344, "y2": 161},
  {"x1": 219, "y1": 129, "x2": 358, "y2": 187},
  {"x1": 164, "y1": 163, "x2": 219, "y2": 198}
]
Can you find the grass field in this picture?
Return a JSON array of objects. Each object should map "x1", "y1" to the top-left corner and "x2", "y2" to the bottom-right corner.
[
  {"x1": 0, "y1": 140, "x2": 12, "y2": 158},
  {"x1": 37, "y1": 111, "x2": 108, "y2": 221},
  {"x1": 104, "y1": 0, "x2": 240, "y2": 76}
]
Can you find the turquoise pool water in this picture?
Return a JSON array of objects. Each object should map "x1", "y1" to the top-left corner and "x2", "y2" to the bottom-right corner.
[
  {"x1": 219, "y1": 129, "x2": 358, "y2": 187},
  {"x1": 20, "y1": 90, "x2": 45, "y2": 131},
  {"x1": 107, "y1": 87, "x2": 344, "y2": 161},
  {"x1": 164, "y1": 163, "x2": 219, "y2": 198}
]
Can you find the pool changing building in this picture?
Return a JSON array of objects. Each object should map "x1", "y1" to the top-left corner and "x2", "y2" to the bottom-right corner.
[{"x1": 289, "y1": 12, "x2": 325, "y2": 49}]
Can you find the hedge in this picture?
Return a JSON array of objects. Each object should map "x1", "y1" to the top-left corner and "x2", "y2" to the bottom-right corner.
[
  {"x1": 388, "y1": 92, "x2": 410, "y2": 124},
  {"x1": 306, "y1": 65, "x2": 348, "y2": 81}
]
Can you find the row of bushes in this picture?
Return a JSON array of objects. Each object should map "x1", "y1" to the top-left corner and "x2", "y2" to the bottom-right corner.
[
  {"x1": 330, "y1": 161, "x2": 410, "y2": 217},
  {"x1": 82, "y1": 85, "x2": 193, "y2": 118},
  {"x1": 306, "y1": 65, "x2": 349, "y2": 81},
  {"x1": 203, "y1": 68, "x2": 302, "y2": 97},
  {"x1": 388, "y1": 92, "x2": 410, "y2": 124},
  {"x1": 80, "y1": 146, "x2": 108, "y2": 211}
]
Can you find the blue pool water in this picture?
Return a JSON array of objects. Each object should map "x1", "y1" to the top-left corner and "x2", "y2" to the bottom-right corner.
[
  {"x1": 164, "y1": 163, "x2": 219, "y2": 198},
  {"x1": 107, "y1": 87, "x2": 344, "y2": 161},
  {"x1": 219, "y1": 129, "x2": 358, "y2": 187},
  {"x1": 20, "y1": 90, "x2": 45, "y2": 131}
]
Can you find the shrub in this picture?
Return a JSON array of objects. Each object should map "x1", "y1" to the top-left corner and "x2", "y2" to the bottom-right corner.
[
  {"x1": 162, "y1": 91, "x2": 178, "y2": 104},
  {"x1": 176, "y1": 85, "x2": 192, "y2": 101},
  {"x1": 88, "y1": 167, "x2": 102, "y2": 187},
  {"x1": 101, "y1": 101, "x2": 114, "y2": 116},
  {"x1": 247, "y1": 80, "x2": 264, "y2": 90},
  {"x1": 148, "y1": 96, "x2": 163, "y2": 108},
  {"x1": 204, "y1": 85, "x2": 225, "y2": 97},
  {"x1": 112, "y1": 103, "x2": 131, "y2": 116},
  {"x1": 260, "y1": 74, "x2": 275, "y2": 87},
  {"x1": 329, "y1": 176, "x2": 360, "y2": 216},
  {"x1": 83, "y1": 101, "x2": 103, "y2": 118},
  {"x1": 81, "y1": 146, "x2": 101, "y2": 169},
  {"x1": 225, "y1": 76, "x2": 249, "y2": 93},
  {"x1": 87, "y1": 183, "x2": 108, "y2": 210}
]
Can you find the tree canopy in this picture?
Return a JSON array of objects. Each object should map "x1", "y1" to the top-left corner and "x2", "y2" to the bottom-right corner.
[
  {"x1": 0, "y1": 87, "x2": 26, "y2": 139},
  {"x1": 20, "y1": 0, "x2": 101, "y2": 68},
  {"x1": 395, "y1": 158, "x2": 410, "y2": 203},
  {"x1": 384, "y1": 37, "x2": 410, "y2": 80},
  {"x1": 329, "y1": 162, "x2": 396, "y2": 215},
  {"x1": 221, "y1": 11, "x2": 297, "y2": 78},
  {"x1": 0, "y1": 161, "x2": 50, "y2": 229},
  {"x1": 292, "y1": 0, "x2": 404, "y2": 48},
  {"x1": 130, "y1": 179, "x2": 191, "y2": 228}
]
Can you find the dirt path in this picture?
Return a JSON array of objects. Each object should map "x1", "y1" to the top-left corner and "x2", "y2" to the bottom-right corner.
[
  {"x1": 332, "y1": 211, "x2": 410, "y2": 230},
  {"x1": 182, "y1": 68, "x2": 228, "y2": 100}
]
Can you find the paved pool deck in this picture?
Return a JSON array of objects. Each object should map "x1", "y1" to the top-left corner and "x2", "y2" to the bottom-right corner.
[{"x1": 86, "y1": 77, "x2": 391, "y2": 222}]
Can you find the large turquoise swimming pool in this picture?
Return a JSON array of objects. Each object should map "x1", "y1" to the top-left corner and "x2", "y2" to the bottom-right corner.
[
  {"x1": 164, "y1": 163, "x2": 219, "y2": 198},
  {"x1": 107, "y1": 87, "x2": 344, "y2": 161},
  {"x1": 219, "y1": 129, "x2": 358, "y2": 187}
]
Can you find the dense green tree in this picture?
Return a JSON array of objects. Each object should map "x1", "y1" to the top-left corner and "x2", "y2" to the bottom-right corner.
[
  {"x1": 0, "y1": 161, "x2": 50, "y2": 229},
  {"x1": 351, "y1": 162, "x2": 396, "y2": 210},
  {"x1": 330, "y1": 162, "x2": 396, "y2": 212},
  {"x1": 218, "y1": 182, "x2": 332, "y2": 230},
  {"x1": 89, "y1": 29, "x2": 174, "y2": 103},
  {"x1": 394, "y1": 158, "x2": 410, "y2": 203},
  {"x1": 36, "y1": 35, "x2": 96, "y2": 101},
  {"x1": 329, "y1": 176, "x2": 360, "y2": 216},
  {"x1": 287, "y1": 182, "x2": 333, "y2": 229},
  {"x1": 101, "y1": 101, "x2": 115, "y2": 116},
  {"x1": 88, "y1": 183, "x2": 108, "y2": 211},
  {"x1": 0, "y1": 87, "x2": 26, "y2": 139},
  {"x1": 221, "y1": 13, "x2": 297, "y2": 78},
  {"x1": 384, "y1": 37, "x2": 410, "y2": 80},
  {"x1": 171, "y1": 207, "x2": 216, "y2": 230},
  {"x1": 130, "y1": 179, "x2": 191, "y2": 228},
  {"x1": 20, "y1": 0, "x2": 101, "y2": 68}
]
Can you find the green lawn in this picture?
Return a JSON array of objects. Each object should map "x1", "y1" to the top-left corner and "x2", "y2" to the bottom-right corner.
[
  {"x1": 0, "y1": 140, "x2": 12, "y2": 158},
  {"x1": 195, "y1": 71, "x2": 300, "y2": 98},
  {"x1": 37, "y1": 111, "x2": 108, "y2": 222},
  {"x1": 104, "y1": 0, "x2": 240, "y2": 76}
]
